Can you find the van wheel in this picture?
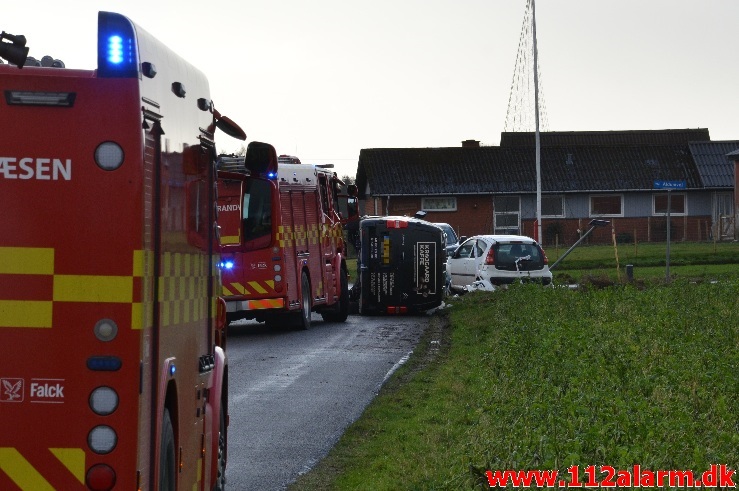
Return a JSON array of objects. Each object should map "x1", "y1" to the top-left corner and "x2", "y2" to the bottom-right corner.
[
  {"x1": 321, "y1": 267, "x2": 349, "y2": 322},
  {"x1": 295, "y1": 271, "x2": 311, "y2": 330},
  {"x1": 159, "y1": 409, "x2": 176, "y2": 491}
]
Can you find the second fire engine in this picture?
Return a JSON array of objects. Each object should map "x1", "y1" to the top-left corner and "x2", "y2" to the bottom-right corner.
[{"x1": 217, "y1": 142, "x2": 355, "y2": 329}]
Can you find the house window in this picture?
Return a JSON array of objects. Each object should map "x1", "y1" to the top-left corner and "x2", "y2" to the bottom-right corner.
[
  {"x1": 542, "y1": 195, "x2": 564, "y2": 217},
  {"x1": 653, "y1": 193, "x2": 686, "y2": 216},
  {"x1": 421, "y1": 197, "x2": 457, "y2": 212},
  {"x1": 590, "y1": 195, "x2": 623, "y2": 217}
]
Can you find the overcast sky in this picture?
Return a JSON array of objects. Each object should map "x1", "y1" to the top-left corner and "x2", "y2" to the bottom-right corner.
[{"x1": 6, "y1": 1, "x2": 738, "y2": 178}]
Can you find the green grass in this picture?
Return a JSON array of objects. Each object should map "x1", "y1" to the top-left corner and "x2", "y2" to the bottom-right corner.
[
  {"x1": 548, "y1": 240, "x2": 739, "y2": 283},
  {"x1": 290, "y1": 280, "x2": 739, "y2": 490}
]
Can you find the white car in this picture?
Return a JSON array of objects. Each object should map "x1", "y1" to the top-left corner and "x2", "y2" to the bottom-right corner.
[{"x1": 446, "y1": 234, "x2": 552, "y2": 292}]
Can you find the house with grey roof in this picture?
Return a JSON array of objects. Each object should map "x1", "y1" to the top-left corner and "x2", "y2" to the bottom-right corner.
[{"x1": 355, "y1": 129, "x2": 738, "y2": 245}]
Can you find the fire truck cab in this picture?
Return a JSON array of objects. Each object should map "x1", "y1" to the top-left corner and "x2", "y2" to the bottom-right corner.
[
  {"x1": 217, "y1": 142, "x2": 353, "y2": 329},
  {"x1": 0, "y1": 12, "x2": 243, "y2": 491}
]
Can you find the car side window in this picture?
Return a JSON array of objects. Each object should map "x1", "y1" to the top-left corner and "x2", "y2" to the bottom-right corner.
[
  {"x1": 454, "y1": 240, "x2": 475, "y2": 259},
  {"x1": 475, "y1": 240, "x2": 486, "y2": 258}
]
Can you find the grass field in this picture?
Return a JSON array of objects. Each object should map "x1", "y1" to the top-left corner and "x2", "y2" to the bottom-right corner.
[
  {"x1": 292, "y1": 247, "x2": 739, "y2": 490},
  {"x1": 547, "y1": 240, "x2": 739, "y2": 283}
]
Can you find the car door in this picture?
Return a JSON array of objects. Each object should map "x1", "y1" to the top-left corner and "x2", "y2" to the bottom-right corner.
[
  {"x1": 448, "y1": 238, "x2": 476, "y2": 288},
  {"x1": 471, "y1": 239, "x2": 488, "y2": 280}
]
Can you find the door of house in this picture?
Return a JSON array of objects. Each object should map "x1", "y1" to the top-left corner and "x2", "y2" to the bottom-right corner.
[
  {"x1": 493, "y1": 196, "x2": 520, "y2": 235},
  {"x1": 715, "y1": 192, "x2": 735, "y2": 239}
]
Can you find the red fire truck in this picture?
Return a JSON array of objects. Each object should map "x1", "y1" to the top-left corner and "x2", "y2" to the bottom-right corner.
[
  {"x1": 217, "y1": 143, "x2": 354, "y2": 329},
  {"x1": 0, "y1": 12, "x2": 244, "y2": 490}
]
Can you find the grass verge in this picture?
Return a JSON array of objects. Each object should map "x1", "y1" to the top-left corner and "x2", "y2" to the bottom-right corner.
[{"x1": 290, "y1": 280, "x2": 739, "y2": 490}]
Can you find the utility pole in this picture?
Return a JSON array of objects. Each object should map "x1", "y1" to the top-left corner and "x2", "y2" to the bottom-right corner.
[{"x1": 532, "y1": 0, "x2": 542, "y2": 243}]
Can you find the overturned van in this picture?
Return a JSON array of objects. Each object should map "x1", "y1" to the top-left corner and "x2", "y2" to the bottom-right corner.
[{"x1": 354, "y1": 216, "x2": 445, "y2": 315}]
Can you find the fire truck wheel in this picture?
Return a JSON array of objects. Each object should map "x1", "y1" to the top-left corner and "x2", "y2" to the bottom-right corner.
[
  {"x1": 213, "y1": 404, "x2": 226, "y2": 491},
  {"x1": 321, "y1": 267, "x2": 349, "y2": 322},
  {"x1": 296, "y1": 271, "x2": 312, "y2": 330},
  {"x1": 160, "y1": 408, "x2": 176, "y2": 491}
]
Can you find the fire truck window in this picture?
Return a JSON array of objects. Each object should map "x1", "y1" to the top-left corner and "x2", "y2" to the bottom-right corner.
[
  {"x1": 242, "y1": 178, "x2": 272, "y2": 242},
  {"x1": 319, "y1": 176, "x2": 330, "y2": 214},
  {"x1": 347, "y1": 197, "x2": 358, "y2": 217}
]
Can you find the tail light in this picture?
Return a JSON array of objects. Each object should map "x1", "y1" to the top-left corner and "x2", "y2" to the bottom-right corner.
[
  {"x1": 386, "y1": 219, "x2": 408, "y2": 229},
  {"x1": 86, "y1": 464, "x2": 116, "y2": 491},
  {"x1": 538, "y1": 245, "x2": 549, "y2": 264},
  {"x1": 484, "y1": 248, "x2": 495, "y2": 265}
]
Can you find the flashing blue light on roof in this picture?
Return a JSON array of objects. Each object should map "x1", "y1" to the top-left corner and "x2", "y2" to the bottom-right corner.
[
  {"x1": 107, "y1": 35, "x2": 124, "y2": 64},
  {"x1": 219, "y1": 261, "x2": 234, "y2": 270},
  {"x1": 267, "y1": 171, "x2": 277, "y2": 179},
  {"x1": 97, "y1": 12, "x2": 139, "y2": 78}
]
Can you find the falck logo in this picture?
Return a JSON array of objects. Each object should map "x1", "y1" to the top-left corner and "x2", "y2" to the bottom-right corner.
[{"x1": 1, "y1": 378, "x2": 24, "y2": 402}]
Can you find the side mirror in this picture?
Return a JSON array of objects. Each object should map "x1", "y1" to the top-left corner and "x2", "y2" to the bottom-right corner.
[
  {"x1": 245, "y1": 141, "x2": 278, "y2": 177},
  {"x1": 215, "y1": 115, "x2": 246, "y2": 141}
]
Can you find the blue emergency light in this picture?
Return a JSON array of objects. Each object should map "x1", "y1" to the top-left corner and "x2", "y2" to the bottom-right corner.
[
  {"x1": 97, "y1": 12, "x2": 139, "y2": 78},
  {"x1": 106, "y1": 35, "x2": 124, "y2": 64},
  {"x1": 219, "y1": 260, "x2": 235, "y2": 270}
]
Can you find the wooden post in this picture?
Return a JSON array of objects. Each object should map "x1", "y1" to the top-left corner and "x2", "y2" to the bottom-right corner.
[
  {"x1": 634, "y1": 228, "x2": 638, "y2": 262},
  {"x1": 612, "y1": 220, "x2": 621, "y2": 282}
]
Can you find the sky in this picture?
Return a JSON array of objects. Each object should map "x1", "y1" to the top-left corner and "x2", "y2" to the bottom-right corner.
[{"x1": 5, "y1": 0, "x2": 738, "y2": 179}]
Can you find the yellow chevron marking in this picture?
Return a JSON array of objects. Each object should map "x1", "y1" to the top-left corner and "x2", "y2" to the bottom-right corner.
[
  {"x1": 247, "y1": 281, "x2": 268, "y2": 294},
  {"x1": 0, "y1": 247, "x2": 54, "y2": 275},
  {"x1": 49, "y1": 448, "x2": 85, "y2": 485},
  {"x1": 0, "y1": 300, "x2": 53, "y2": 328},
  {"x1": 0, "y1": 447, "x2": 54, "y2": 491},
  {"x1": 221, "y1": 284, "x2": 234, "y2": 296},
  {"x1": 250, "y1": 298, "x2": 284, "y2": 309},
  {"x1": 53, "y1": 275, "x2": 133, "y2": 303},
  {"x1": 265, "y1": 280, "x2": 275, "y2": 289},
  {"x1": 229, "y1": 282, "x2": 246, "y2": 295}
]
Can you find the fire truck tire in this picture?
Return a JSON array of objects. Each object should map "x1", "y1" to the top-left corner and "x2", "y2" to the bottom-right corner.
[
  {"x1": 160, "y1": 408, "x2": 176, "y2": 491},
  {"x1": 321, "y1": 267, "x2": 349, "y2": 322},
  {"x1": 296, "y1": 271, "x2": 312, "y2": 330},
  {"x1": 213, "y1": 404, "x2": 226, "y2": 491}
]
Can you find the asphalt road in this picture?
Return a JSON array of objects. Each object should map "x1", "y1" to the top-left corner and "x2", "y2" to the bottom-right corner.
[{"x1": 223, "y1": 312, "x2": 428, "y2": 490}]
